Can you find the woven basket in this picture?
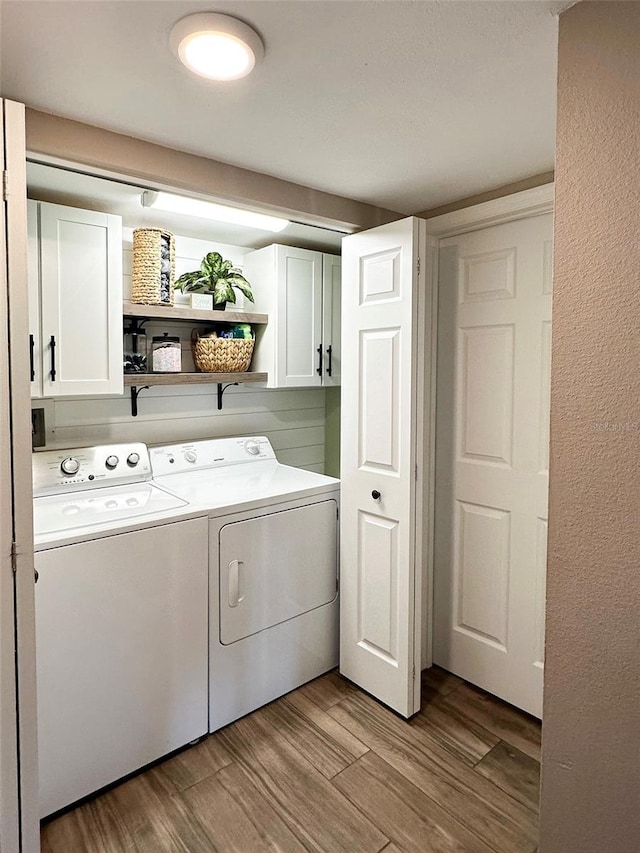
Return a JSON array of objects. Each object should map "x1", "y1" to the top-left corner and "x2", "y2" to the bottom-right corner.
[
  {"x1": 132, "y1": 228, "x2": 175, "y2": 305},
  {"x1": 192, "y1": 332, "x2": 255, "y2": 373}
]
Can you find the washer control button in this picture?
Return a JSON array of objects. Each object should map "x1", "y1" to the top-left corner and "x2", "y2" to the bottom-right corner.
[
  {"x1": 244, "y1": 440, "x2": 261, "y2": 456},
  {"x1": 184, "y1": 450, "x2": 197, "y2": 463},
  {"x1": 60, "y1": 457, "x2": 80, "y2": 476},
  {"x1": 127, "y1": 452, "x2": 140, "y2": 467},
  {"x1": 105, "y1": 455, "x2": 119, "y2": 470}
]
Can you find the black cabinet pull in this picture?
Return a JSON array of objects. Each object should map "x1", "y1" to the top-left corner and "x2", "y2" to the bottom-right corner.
[
  {"x1": 29, "y1": 334, "x2": 35, "y2": 382},
  {"x1": 49, "y1": 335, "x2": 56, "y2": 381},
  {"x1": 326, "y1": 345, "x2": 333, "y2": 377},
  {"x1": 371, "y1": 490, "x2": 381, "y2": 501},
  {"x1": 316, "y1": 344, "x2": 323, "y2": 376},
  {"x1": 34, "y1": 569, "x2": 39, "y2": 584}
]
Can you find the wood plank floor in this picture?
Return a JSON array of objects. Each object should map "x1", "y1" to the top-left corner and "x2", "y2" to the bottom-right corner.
[{"x1": 41, "y1": 667, "x2": 541, "y2": 853}]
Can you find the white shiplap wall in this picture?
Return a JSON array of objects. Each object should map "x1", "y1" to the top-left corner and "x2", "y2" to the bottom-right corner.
[{"x1": 47, "y1": 231, "x2": 326, "y2": 472}]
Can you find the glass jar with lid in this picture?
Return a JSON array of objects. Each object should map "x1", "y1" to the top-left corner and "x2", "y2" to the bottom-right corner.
[{"x1": 151, "y1": 332, "x2": 182, "y2": 373}]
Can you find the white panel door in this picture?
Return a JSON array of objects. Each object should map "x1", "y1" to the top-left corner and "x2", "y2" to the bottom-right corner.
[
  {"x1": 322, "y1": 254, "x2": 341, "y2": 386},
  {"x1": 341, "y1": 217, "x2": 427, "y2": 718},
  {"x1": 276, "y1": 245, "x2": 323, "y2": 387},
  {"x1": 2, "y1": 98, "x2": 39, "y2": 853},
  {"x1": 434, "y1": 213, "x2": 553, "y2": 718},
  {"x1": 40, "y1": 202, "x2": 123, "y2": 397}
]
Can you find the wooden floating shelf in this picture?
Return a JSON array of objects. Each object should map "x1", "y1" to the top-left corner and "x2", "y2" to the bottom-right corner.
[
  {"x1": 124, "y1": 371, "x2": 268, "y2": 416},
  {"x1": 123, "y1": 301, "x2": 268, "y2": 325},
  {"x1": 124, "y1": 372, "x2": 267, "y2": 387}
]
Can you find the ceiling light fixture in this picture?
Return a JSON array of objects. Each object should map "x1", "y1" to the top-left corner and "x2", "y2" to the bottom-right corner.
[
  {"x1": 141, "y1": 191, "x2": 289, "y2": 233},
  {"x1": 170, "y1": 13, "x2": 264, "y2": 81}
]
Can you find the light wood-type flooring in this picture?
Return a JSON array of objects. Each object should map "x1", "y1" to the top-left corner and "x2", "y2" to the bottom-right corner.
[{"x1": 41, "y1": 667, "x2": 541, "y2": 853}]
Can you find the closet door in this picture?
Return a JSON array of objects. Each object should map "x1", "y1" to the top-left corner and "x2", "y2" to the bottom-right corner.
[
  {"x1": 1, "y1": 97, "x2": 39, "y2": 853},
  {"x1": 434, "y1": 213, "x2": 553, "y2": 718},
  {"x1": 340, "y1": 217, "x2": 432, "y2": 718},
  {"x1": 40, "y1": 202, "x2": 122, "y2": 397}
]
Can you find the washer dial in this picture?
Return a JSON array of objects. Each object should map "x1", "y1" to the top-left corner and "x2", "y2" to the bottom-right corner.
[{"x1": 60, "y1": 457, "x2": 80, "y2": 476}]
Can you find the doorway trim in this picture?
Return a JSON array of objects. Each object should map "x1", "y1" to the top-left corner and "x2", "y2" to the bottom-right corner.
[
  {"x1": 420, "y1": 182, "x2": 555, "y2": 668},
  {"x1": 423, "y1": 184, "x2": 555, "y2": 240}
]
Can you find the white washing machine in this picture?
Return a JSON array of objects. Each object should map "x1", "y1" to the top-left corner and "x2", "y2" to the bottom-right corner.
[
  {"x1": 151, "y1": 436, "x2": 340, "y2": 731},
  {"x1": 32, "y1": 443, "x2": 208, "y2": 817}
]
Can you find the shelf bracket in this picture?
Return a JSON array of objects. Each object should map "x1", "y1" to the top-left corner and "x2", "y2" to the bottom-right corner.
[
  {"x1": 217, "y1": 382, "x2": 239, "y2": 411},
  {"x1": 129, "y1": 385, "x2": 150, "y2": 417}
]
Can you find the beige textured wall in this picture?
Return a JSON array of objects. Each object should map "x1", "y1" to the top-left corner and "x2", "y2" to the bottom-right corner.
[
  {"x1": 540, "y1": 4, "x2": 640, "y2": 852},
  {"x1": 25, "y1": 109, "x2": 400, "y2": 231}
]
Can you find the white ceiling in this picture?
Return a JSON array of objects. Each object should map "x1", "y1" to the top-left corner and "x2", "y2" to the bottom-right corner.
[{"x1": 1, "y1": 1, "x2": 558, "y2": 214}]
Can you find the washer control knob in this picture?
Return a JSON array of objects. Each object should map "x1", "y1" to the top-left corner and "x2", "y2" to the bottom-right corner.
[
  {"x1": 60, "y1": 457, "x2": 80, "y2": 476},
  {"x1": 127, "y1": 452, "x2": 140, "y2": 467},
  {"x1": 245, "y1": 441, "x2": 261, "y2": 456},
  {"x1": 105, "y1": 455, "x2": 119, "y2": 470},
  {"x1": 184, "y1": 450, "x2": 197, "y2": 463}
]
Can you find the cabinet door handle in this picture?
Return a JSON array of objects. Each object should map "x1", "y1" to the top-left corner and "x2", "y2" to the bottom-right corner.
[
  {"x1": 371, "y1": 490, "x2": 381, "y2": 501},
  {"x1": 228, "y1": 560, "x2": 245, "y2": 607},
  {"x1": 49, "y1": 335, "x2": 56, "y2": 381},
  {"x1": 316, "y1": 344, "x2": 323, "y2": 377},
  {"x1": 326, "y1": 345, "x2": 333, "y2": 377},
  {"x1": 29, "y1": 335, "x2": 35, "y2": 382}
]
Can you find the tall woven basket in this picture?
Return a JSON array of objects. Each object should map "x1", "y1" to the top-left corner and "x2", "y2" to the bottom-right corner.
[
  {"x1": 132, "y1": 228, "x2": 175, "y2": 305},
  {"x1": 192, "y1": 331, "x2": 255, "y2": 373}
]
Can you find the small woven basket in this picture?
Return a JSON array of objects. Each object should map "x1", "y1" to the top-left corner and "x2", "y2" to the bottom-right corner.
[
  {"x1": 192, "y1": 332, "x2": 255, "y2": 373},
  {"x1": 132, "y1": 228, "x2": 175, "y2": 305}
]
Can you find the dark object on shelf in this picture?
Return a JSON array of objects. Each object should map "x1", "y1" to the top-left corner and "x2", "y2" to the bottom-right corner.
[
  {"x1": 123, "y1": 319, "x2": 148, "y2": 373},
  {"x1": 124, "y1": 352, "x2": 148, "y2": 374}
]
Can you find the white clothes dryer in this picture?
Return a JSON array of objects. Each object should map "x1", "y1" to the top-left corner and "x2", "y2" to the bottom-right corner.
[{"x1": 151, "y1": 436, "x2": 340, "y2": 731}]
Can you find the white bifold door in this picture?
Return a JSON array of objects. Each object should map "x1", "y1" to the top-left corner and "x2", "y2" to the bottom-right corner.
[
  {"x1": 434, "y1": 213, "x2": 553, "y2": 718},
  {"x1": 340, "y1": 217, "x2": 434, "y2": 718}
]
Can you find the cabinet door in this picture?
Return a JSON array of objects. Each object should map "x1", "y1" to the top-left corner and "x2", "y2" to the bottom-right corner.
[
  {"x1": 322, "y1": 254, "x2": 341, "y2": 387},
  {"x1": 276, "y1": 245, "x2": 323, "y2": 387},
  {"x1": 27, "y1": 200, "x2": 42, "y2": 397},
  {"x1": 40, "y1": 203, "x2": 123, "y2": 397}
]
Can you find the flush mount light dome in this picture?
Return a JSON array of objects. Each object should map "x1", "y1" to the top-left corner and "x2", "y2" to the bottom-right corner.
[{"x1": 170, "y1": 13, "x2": 264, "y2": 81}]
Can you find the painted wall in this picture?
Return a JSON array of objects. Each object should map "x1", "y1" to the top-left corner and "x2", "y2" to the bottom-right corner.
[{"x1": 539, "y1": 5, "x2": 640, "y2": 852}]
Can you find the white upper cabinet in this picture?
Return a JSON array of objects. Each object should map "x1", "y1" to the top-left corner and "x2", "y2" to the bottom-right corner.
[
  {"x1": 244, "y1": 244, "x2": 340, "y2": 388},
  {"x1": 29, "y1": 201, "x2": 123, "y2": 398}
]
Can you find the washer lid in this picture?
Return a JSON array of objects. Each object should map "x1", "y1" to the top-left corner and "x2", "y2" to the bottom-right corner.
[{"x1": 33, "y1": 482, "x2": 188, "y2": 537}]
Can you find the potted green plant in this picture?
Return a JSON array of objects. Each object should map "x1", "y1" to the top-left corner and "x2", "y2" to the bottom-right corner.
[{"x1": 174, "y1": 251, "x2": 254, "y2": 310}]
